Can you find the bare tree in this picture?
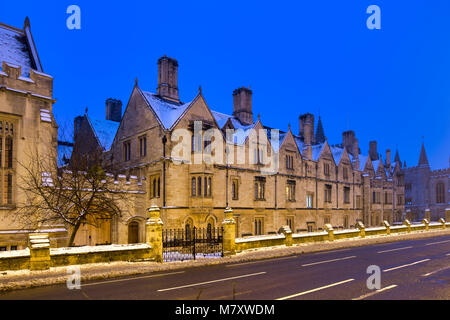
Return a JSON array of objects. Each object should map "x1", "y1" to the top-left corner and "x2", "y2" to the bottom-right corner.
[{"x1": 14, "y1": 130, "x2": 132, "y2": 247}]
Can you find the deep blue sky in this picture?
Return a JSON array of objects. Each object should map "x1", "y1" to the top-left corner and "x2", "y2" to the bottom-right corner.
[{"x1": 1, "y1": 0, "x2": 449, "y2": 169}]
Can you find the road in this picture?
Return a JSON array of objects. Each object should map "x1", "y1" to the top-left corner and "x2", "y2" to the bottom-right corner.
[{"x1": 1, "y1": 234, "x2": 449, "y2": 300}]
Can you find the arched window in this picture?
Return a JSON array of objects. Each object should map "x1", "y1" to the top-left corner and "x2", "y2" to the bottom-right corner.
[
  {"x1": 436, "y1": 182, "x2": 445, "y2": 203},
  {"x1": 198, "y1": 177, "x2": 202, "y2": 196},
  {"x1": 128, "y1": 221, "x2": 140, "y2": 244},
  {"x1": 157, "y1": 177, "x2": 160, "y2": 197},
  {"x1": 208, "y1": 178, "x2": 212, "y2": 196},
  {"x1": 152, "y1": 179, "x2": 156, "y2": 198},
  {"x1": 191, "y1": 178, "x2": 196, "y2": 196},
  {"x1": 185, "y1": 218, "x2": 193, "y2": 241}
]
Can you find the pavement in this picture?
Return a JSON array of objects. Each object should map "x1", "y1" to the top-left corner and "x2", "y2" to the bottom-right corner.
[{"x1": 0, "y1": 231, "x2": 449, "y2": 300}]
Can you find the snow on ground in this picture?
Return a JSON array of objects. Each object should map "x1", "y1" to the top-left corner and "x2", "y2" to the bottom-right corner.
[{"x1": 1, "y1": 228, "x2": 450, "y2": 292}]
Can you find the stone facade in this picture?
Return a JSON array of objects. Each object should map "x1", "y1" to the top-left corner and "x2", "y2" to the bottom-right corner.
[
  {"x1": 403, "y1": 143, "x2": 449, "y2": 221},
  {"x1": 0, "y1": 19, "x2": 62, "y2": 250},
  {"x1": 71, "y1": 56, "x2": 405, "y2": 241}
]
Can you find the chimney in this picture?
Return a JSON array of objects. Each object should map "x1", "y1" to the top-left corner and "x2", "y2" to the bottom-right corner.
[
  {"x1": 299, "y1": 113, "x2": 315, "y2": 144},
  {"x1": 74, "y1": 116, "x2": 83, "y2": 142},
  {"x1": 233, "y1": 87, "x2": 253, "y2": 125},
  {"x1": 386, "y1": 149, "x2": 391, "y2": 168},
  {"x1": 342, "y1": 131, "x2": 355, "y2": 155},
  {"x1": 157, "y1": 55, "x2": 179, "y2": 102},
  {"x1": 369, "y1": 141, "x2": 379, "y2": 161},
  {"x1": 105, "y1": 98, "x2": 122, "y2": 122}
]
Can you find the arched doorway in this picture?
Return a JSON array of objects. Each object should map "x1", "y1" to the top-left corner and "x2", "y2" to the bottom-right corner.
[
  {"x1": 128, "y1": 221, "x2": 140, "y2": 244},
  {"x1": 185, "y1": 218, "x2": 194, "y2": 241},
  {"x1": 206, "y1": 217, "x2": 216, "y2": 240}
]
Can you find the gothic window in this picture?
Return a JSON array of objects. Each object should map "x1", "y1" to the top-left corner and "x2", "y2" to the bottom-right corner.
[
  {"x1": 286, "y1": 216, "x2": 294, "y2": 230},
  {"x1": 232, "y1": 180, "x2": 239, "y2": 200},
  {"x1": 139, "y1": 136, "x2": 147, "y2": 157},
  {"x1": 0, "y1": 120, "x2": 14, "y2": 205},
  {"x1": 254, "y1": 217, "x2": 264, "y2": 235},
  {"x1": 356, "y1": 195, "x2": 361, "y2": 209},
  {"x1": 150, "y1": 175, "x2": 161, "y2": 199},
  {"x1": 436, "y1": 182, "x2": 445, "y2": 204},
  {"x1": 324, "y1": 184, "x2": 332, "y2": 203},
  {"x1": 343, "y1": 167, "x2": 349, "y2": 180},
  {"x1": 344, "y1": 187, "x2": 350, "y2": 204},
  {"x1": 123, "y1": 141, "x2": 131, "y2": 161},
  {"x1": 324, "y1": 163, "x2": 330, "y2": 177},
  {"x1": 286, "y1": 155, "x2": 294, "y2": 170},
  {"x1": 254, "y1": 177, "x2": 266, "y2": 200},
  {"x1": 286, "y1": 180, "x2": 296, "y2": 201},
  {"x1": 306, "y1": 193, "x2": 314, "y2": 208},
  {"x1": 191, "y1": 178, "x2": 196, "y2": 196}
]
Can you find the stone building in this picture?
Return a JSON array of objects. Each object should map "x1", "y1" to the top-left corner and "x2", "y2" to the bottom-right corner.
[
  {"x1": 403, "y1": 143, "x2": 449, "y2": 221},
  {"x1": 73, "y1": 56, "x2": 405, "y2": 240},
  {"x1": 0, "y1": 18, "x2": 65, "y2": 250}
]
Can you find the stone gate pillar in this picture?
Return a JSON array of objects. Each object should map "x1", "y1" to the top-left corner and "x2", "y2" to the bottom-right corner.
[
  {"x1": 29, "y1": 233, "x2": 51, "y2": 271},
  {"x1": 222, "y1": 208, "x2": 236, "y2": 256},
  {"x1": 324, "y1": 224, "x2": 334, "y2": 241},
  {"x1": 383, "y1": 220, "x2": 391, "y2": 235},
  {"x1": 146, "y1": 205, "x2": 163, "y2": 263}
]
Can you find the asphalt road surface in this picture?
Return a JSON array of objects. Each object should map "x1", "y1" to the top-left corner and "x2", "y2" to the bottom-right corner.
[{"x1": 1, "y1": 234, "x2": 449, "y2": 300}]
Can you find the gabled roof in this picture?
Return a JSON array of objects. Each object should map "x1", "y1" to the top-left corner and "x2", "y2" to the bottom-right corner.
[
  {"x1": 330, "y1": 146, "x2": 345, "y2": 165},
  {"x1": 141, "y1": 91, "x2": 193, "y2": 130},
  {"x1": 358, "y1": 154, "x2": 371, "y2": 171},
  {"x1": 0, "y1": 19, "x2": 43, "y2": 77},
  {"x1": 311, "y1": 143, "x2": 326, "y2": 161},
  {"x1": 86, "y1": 115, "x2": 120, "y2": 151}
]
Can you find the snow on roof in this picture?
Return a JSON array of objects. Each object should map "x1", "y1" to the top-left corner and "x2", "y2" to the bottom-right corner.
[
  {"x1": 142, "y1": 91, "x2": 192, "y2": 129},
  {"x1": 330, "y1": 146, "x2": 344, "y2": 164},
  {"x1": 211, "y1": 110, "x2": 256, "y2": 145},
  {"x1": 88, "y1": 117, "x2": 120, "y2": 151},
  {"x1": 311, "y1": 143, "x2": 325, "y2": 161},
  {"x1": 293, "y1": 136, "x2": 304, "y2": 155},
  {"x1": 359, "y1": 154, "x2": 368, "y2": 171},
  {"x1": 211, "y1": 110, "x2": 231, "y2": 128},
  {"x1": 372, "y1": 159, "x2": 380, "y2": 171},
  {"x1": 0, "y1": 24, "x2": 33, "y2": 77}
]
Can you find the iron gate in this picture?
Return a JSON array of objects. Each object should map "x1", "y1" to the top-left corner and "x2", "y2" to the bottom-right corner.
[{"x1": 162, "y1": 226, "x2": 223, "y2": 262}]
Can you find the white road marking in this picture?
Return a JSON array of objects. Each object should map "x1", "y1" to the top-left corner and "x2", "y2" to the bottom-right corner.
[
  {"x1": 226, "y1": 256, "x2": 297, "y2": 267},
  {"x1": 377, "y1": 246, "x2": 413, "y2": 254},
  {"x1": 352, "y1": 284, "x2": 398, "y2": 300},
  {"x1": 157, "y1": 272, "x2": 267, "y2": 292},
  {"x1": 82, "y1": 271, "x2": 185, "y2": 287},
  {"x1": 276, "y1": 279, "x2": 355, "y2": 300},
  {"x1": 383, "y1": 259, "x2": 431, "y2": 272},
  {"x1": 425, "y1": 239, "x2": 450, "y2": 246},
  {"x1": 422, "y1": 265, "x2": 450, "y2": 277},
  {"x1": 301, "y1": 256, "x2": 357, "y2": 267}
]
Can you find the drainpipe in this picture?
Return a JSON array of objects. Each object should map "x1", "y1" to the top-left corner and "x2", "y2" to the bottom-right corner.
[{"x1": 162, "y1": 135, "x2": 167, "y2": 207}]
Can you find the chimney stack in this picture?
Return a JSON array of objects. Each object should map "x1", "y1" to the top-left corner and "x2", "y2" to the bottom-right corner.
[
  {"x1": 369, "y1": 141, "x2": 379, "y2": 161},
  {"x1": 233, "y1": 87, "x2": 253, "y2": 125},
  {"x1": 105, "y1": 98, "x2": 122, "y2": 122},
  {"x1": 386, "y1": 149, "x2": 391, "y2": 168},
  {"x1": 157, "y1": 55, "x2": 179, "y2": 102},
  {"x1": 299, "y1": 113, "x2": 315, "y2": 145}
]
